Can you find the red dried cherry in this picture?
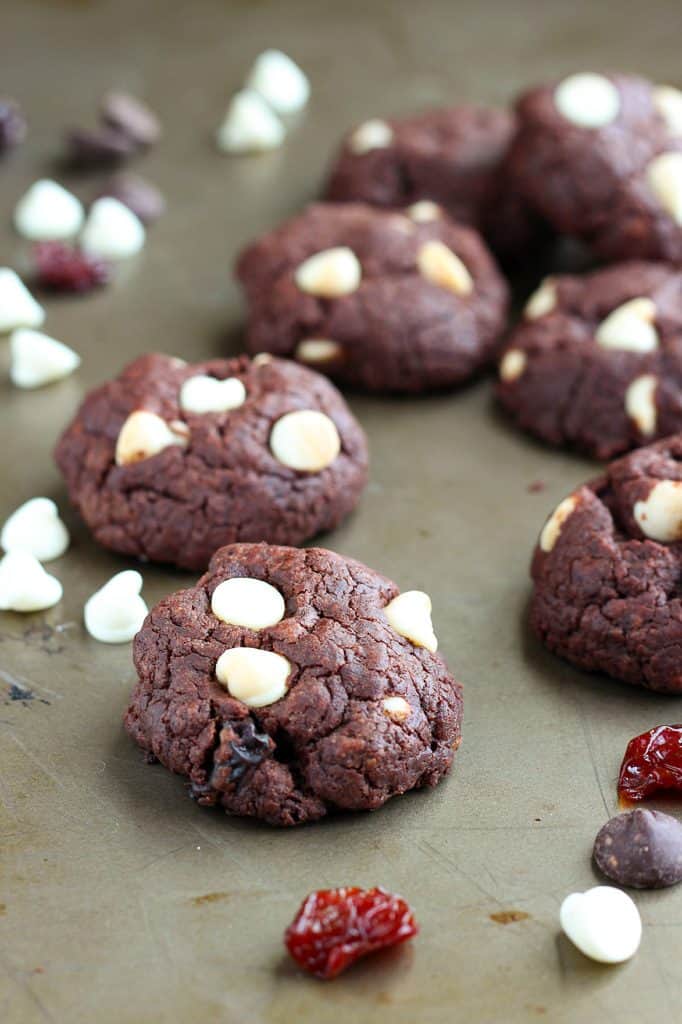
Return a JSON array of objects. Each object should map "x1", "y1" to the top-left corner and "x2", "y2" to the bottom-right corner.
[
  {"x1": 34, "y1": 242, "x2": 110, "y2": 293},
  {"x1": 284, "y1": 886, "x2": 418, "y2": 980},
  {"x1": 618, "y1": 725, "x2": 682, "y2": 802}
]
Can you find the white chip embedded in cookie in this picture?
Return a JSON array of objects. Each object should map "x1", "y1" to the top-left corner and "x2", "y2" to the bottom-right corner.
[
  {"x1": 211, "y1": 577, "x2": 285, "y2": 630},
  {"x1": 554, "y1": 73, "x2": 621, "y2": 128},
  {"x1": 625, "y1": 374, "x2": 658, "y2": 436},
  {"x1": 294, "y1": 339, "x2": 343, "y2": 364},
  {"x1": 646, "y1": 152, "x2": 682, "y2": 225},
  {"x1": 179, "y1": 375, "x2": 246, "y2": 414},
  {"x1": 384, "y1": 590, "x2": 437, "y2": 652},
  {"x1": 540, "y1": 495, "x2": 578, "y2": 553},
  {"x1": 270, "y1": 409, "x2": 341, "y2": 472},
  {"x1": 382, "y1": 696, "x2": 412, "y2": 722},
  {"x1": 595, "y1": 298, "x2": 658, "y2": 353},
  {"x1": 115, "y1": 410, "x2": 189, "y2": 466},
  {"x1": 499, "y1": 349, "x2": 527, "y2": 382},
  {"x1": 215, "y1": 646, "x2": 291, "y2": 707},
  {"x1": 294, "y1": 246, "x2": 361, "y2": 297},
  {"x1": 406, "y1": 200, "x2": 442, "y2": 223},
  {"x1": 634, "y1": 480, "x2": 682, "y2": 542},
  {"x1": 348, "y1": 118, "x2": 394, "y2": 155},
  {"x1": 417, "y1": 240, "x2": 473, "y2": 296},
  {"x1": 524, "y1": 277, "x2": 557, "y2": 320}
]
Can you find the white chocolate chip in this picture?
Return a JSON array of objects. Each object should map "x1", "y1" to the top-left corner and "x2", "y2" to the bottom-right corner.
[
  {"x1": 270, "y1": 410, "x2": 341, "y2": 472},
  {"x1": 179, "y1": 375, "x2": 246, "y2": 415},
  {"x1": 0, "y1": 268, "x2": 45, "y2": 333},
  {"x1": 10, "y1": 328, "x2": 81, "y2": 389},
  {"x1": 625, "y1": 374, "x2": 658, "y2": 436},
  {"x1": 384, "y1": 591, "x2": 437, "y2": 653},
  {"x1": 634, "y1": 479, "x2": 682, "y2": 542},
  {"x1": 211, "y1": 577, "x2": 285, "y2": 630},
  {"x1": 1, "y1": 498, "x2": 69, "y2": 562},
  {"x1": 560, "y1": 886, "x2": 641, "y2": 964},
  {"x1": 115, "y1": 411, "x2": 189, "y2": 466},
  {"x1": 348, "y1": 118, "x2": 394, "y2": 155},
  {"x1": 646, "y1": 152, "x2": 682, "y2": 224},
  {"x1": 14, "y1": 179, "x2": 84, "y2": 241},
  {"x1": 382, "y1": 696, "x2": 412, "y2": 723},
  {"x1": 294, "y1": 247, "x2": 361, "y2": 298},
  {"x1": 417, "y1": 240, "x2": 473, "y2": 297},
  {"x1": 554, "y1": 73, "x2": 620, "y2": 128},
  {"x1": 294, "y1": 339, "x2": 343, "y2": 364},
  {"x1": 84, "y1": 570, "x2": 148, "y2": 643},
  {"x1": 524, "y1": 277, "x2": 557, "y2": 320},
  {"x1": 216, "y1": 89, "x2": 286, "y2": 154},
  {"x1": 406, "y1": 200, "x2": 442, "y2": 223},
  {"x1": 0, "y1": 550, "x2": 62, "y2": 612},
  {"x1": 595, "y1": 297, "x2": 659, "y2": 353},
  {"x1": 540, "y1": 495, "x2": 578, "y2": 553},
  {"x1": 80, "y1": 197, "x2": 146, "y2": 259},
  {"x1": 215, "y1": 646, "x2": 290, "y2": 707},
  {"x1": 499, "y1": 349, "x2": 527, "y2": 382},
  {"x1": 245, "y1": 49, "x2": 310, "y2": 115},
  {"x1": 653, "y1": 85, "x2": 682, "y2": 136}
]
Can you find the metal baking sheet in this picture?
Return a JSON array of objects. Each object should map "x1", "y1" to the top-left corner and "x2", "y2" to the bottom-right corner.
[{"x1": 2, "y1": 1, "x2": 682, "y2": 1021}]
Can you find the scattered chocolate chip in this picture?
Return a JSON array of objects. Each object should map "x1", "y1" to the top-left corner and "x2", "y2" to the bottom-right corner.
[
  {"x1": 0, "y1": 98, "x2": 27, "y2": 153},
  {"x1": 97, "y1": 173, "x2": 165, "y2": 224},
  {"x1": 65, "y1": 125, "x2": 137, "y2": 167},
  {"x1": 101, "y1": 91, "x2": 161, "y2": 147},
  {"x1": 34, "y1": 242, "x2": 110, "y2": 293},
  {"x1": 593, "y1": 809, "x2": 682, "y2": 889}
]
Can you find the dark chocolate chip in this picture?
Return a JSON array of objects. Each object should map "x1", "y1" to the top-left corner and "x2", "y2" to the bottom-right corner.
[
  {"x1": 101, "y1": 91, "x2": 161, "y2": 147},
  {"x1": 66, "y1": 124, "x2": 138, "y2": 166},
  {"x1": 97, "y1": 174, "x2": 165, "y2": 224},
  {"x1": 227, "y1": 720, "x2": 272, "y2": 782},
  {"x1": 593, "y1": 809, "x2": 682, "y2": 889},
  {"x1": 0, "y1": 98, "x2": 27, "y2": 153}
]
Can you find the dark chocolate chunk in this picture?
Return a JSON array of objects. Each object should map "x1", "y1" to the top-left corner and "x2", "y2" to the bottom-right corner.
[
  {"x1": 101, "y1": 91, "x2": 161, "y2": 147},
  {"x1": 97, "y1": 174, "x2": 165, "y2": 224},
  {"x1": 66, "y1": 124, "x2": 137, "y2": 166},
  {"x1": 593, "y1": 809, "x2": 682, "y2": 889}
]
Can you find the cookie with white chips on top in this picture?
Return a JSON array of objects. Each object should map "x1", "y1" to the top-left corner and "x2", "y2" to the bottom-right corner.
[
  {"x1": 497, "y1": 261, "x2": 682, "y2": 459},
  {"x1": 531, "y1": 434, "x2": 682, "y2": 692},
  {"x1": 54, "y1": 353, "x2": 368, "y2": 570},
  {"x1": 125, "y1": 542, "x2": 463, "y2": 825},
  {"x1": 508, "y1": 72, "x2": 682, "y2": 263},
  {"x1": 235, "y1": 201, "x2": 509, "y2": 393}
]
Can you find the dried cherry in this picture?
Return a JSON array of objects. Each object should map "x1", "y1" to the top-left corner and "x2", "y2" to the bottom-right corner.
[
  {"x1": 284, "y1": 886, "x2": 418, "y2": 979},
  {"x1": 34, "y1": 242, "x2": 110, "y2": 293},
  {"x1": 618, "y1": 725, "x2": 682, "y2": 802}
]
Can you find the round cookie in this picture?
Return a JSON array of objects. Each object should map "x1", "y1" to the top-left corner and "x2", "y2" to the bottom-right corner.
[
  {"x1": 324, "y1": 105, "x2": 541, "y2": 260},
  {"x1": 508, "y1": 72, "x2": 682, "y2": 263},
  {"x1": 54, "y1": 354, "x2": 368, "y2": 570},
  {"x1": 235, "y1": 201, "x2": 509, "y2": 393},
  {"x1": 497, "y1": 261, "x2": 682, "y2": 459},
  {"x1": 124, "y1": 542, "x2": 464, "y2": 826},
  {"x1": 531, "y1": 435, "x2": 682, "y2": 692}
]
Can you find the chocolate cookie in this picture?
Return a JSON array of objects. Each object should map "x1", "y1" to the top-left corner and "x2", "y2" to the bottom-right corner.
[
  {"x1": 531, "y1": 435, "x2": 682, "y2": 692},
  {"x1": 54, "y1": 354, "x2": 368, "y2": 570},
  {"x1": 124, "y1": 543, "x2": 463, "y2": 826},
  {"x1": 235, "y1": 202, "x2": 509, "y2": 393},
  {"x1": 508, "y1": 73, "x2": 682, "y2": 263},
  {"x1": 497, "y1": 261, "x2": 682, "y2": 459},
  {"x1": 324, "y1": 105, "x2": 540, "y2": 260}
]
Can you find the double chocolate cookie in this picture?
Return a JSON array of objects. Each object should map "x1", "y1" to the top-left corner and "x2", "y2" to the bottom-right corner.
[
  {"x1": 508, "y1": 73, "x2": 682, "y2": 263},
  {"x1": 236, "y1": 201, "x2": 509, "y2": 393},
  {"x1": 497, "y1": 261, "x2": 682, "y2": 459},
  {"x1": 125, "y1": 543, "x2": 464, "y2": 826},
  {"x1": 531, "y1": 435, "x2": 682, "y2": 692},
  {"x1": 324, "y1": 104, "x2": 540, "y2": 260},
  {"x1": 54, "y1": 354, "x2": 368, "y2": 570}
]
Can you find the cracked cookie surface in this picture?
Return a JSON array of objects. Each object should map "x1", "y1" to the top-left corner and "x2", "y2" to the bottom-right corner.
[
  {"x1": 235, "y1": 201, "x2": 509, "y2": 393},
  {"x1": 324, "y1": 105, "x2": 541, "y2": 262},
  {"x1": 497, "y1": 261, "x2": 682, "y2": 459},
  {"x1": 531, "y1": 435, "x2": 682, "y2": 692},
  {"x1": 124, "y1": 543, "x2": 464, "y2": 826},
  {"x1": 508, "y1": 74, "x2": 682, "y2": 263},
  {"x1": 54, "y1": 354, "x2": 368, "y2": 570}
]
